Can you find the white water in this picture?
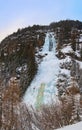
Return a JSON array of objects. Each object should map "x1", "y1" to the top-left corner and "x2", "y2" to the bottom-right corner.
[{"x1": 24, "y1": 32, "x2": 59, "y2": 107}]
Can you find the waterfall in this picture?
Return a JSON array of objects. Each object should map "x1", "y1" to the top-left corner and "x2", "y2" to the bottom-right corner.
[{"x1": 24, "y1": 32, "x2": 59, "y2": 108}]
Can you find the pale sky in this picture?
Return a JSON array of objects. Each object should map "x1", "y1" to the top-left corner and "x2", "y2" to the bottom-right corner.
[{"x1": 0, "y1": 0, "x2": 82, "y2": 41}]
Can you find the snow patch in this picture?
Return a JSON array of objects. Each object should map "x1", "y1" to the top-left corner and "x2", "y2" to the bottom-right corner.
[
  {"x1": 77, "y1": 61, "x2": 82, "y2": 69},
  {"x1": 57, "y1": 121, "x2": 82, "y2": 130},
  {"x1": 61, "y1": 45, "x2": 73, "y2": 53}
]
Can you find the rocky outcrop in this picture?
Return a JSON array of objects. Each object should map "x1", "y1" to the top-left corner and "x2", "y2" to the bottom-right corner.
[{"x1": 0, "y1": 27, "x2": 46, "y2": 96}]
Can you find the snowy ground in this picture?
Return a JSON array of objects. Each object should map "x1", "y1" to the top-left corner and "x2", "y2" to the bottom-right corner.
[
  {"x1": 24, "y1": 32, "x2": 60, "y2": 108},
  {"x1": 56, "y1": 121, "x2": 82, "y2": 130}
]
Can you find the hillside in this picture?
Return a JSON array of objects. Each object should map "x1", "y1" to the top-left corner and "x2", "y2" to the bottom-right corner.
[
  {"x1": 0, "y1": 26, "x2": 46, "y2": 96},
  {"x1": 1, "y1": 20, "x2": 82, "y2": 129}
]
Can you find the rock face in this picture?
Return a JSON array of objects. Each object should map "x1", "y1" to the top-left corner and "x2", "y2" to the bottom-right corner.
[
  {"x1": 55, "y1": 25, "x2": 82, "y2": 97},
  {"x1": 0, "y1": 26, "x2": 46, "y2": 96}
]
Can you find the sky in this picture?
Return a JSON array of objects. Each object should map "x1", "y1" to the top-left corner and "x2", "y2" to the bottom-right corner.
[{"x1": 0, "y1": 0, "x2": 82, "y2": 41}]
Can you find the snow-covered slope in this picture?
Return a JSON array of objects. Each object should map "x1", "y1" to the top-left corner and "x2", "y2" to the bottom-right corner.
[
  {"x1": 57, "y1": 122, "x2": 82, "y2": 130},
  {"x1": 24, "y1": 32, "x2": 59, "y2": 108}
]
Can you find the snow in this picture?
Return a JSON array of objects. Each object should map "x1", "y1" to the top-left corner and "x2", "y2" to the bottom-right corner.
[
  {"x1": 56, "y1": 121, "x2": 82, "y2": 130},
  {"x1": 60, "y1": 69, "x2": 70, "y2": 76},
  {"x1": 59, "y1": 56, "x2": 71, "y2": 76},
  {"x1": 61, "y1": 45, "x2": 73, "y2": 53},
  {"x1": 23, "y1": 33, "x2": 60, "y2": 107},
  {"x1": 77, "y1": 60, "x2": 82, "y2": 69},
  {"x1": 60, "y1": 56, "x2": 71, "y2": 63},
  {"x1": 75, "y1": 50, "x2": 80, "y2": 57},
  {"x1": 79, "y1": 35, "x2": 82, "y2": 42}
]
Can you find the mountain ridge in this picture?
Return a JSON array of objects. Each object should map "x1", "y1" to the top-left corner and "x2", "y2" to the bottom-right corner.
[{"x1": 0, "y1": 20, "x2": 82, "y2": 97}]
